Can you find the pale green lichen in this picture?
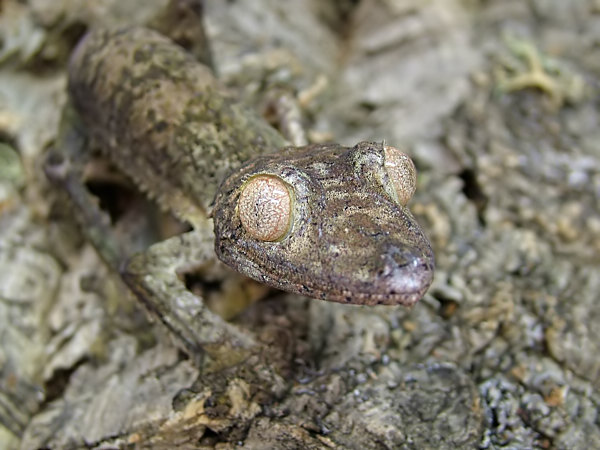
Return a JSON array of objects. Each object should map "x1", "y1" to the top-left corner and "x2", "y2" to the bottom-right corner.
[{"x1": 495, "y1": 36, "x2": 587, "y2": 109}]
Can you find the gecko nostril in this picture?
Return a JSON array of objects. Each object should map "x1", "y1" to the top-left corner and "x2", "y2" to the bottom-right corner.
[
  {"x1": 381, "y1": 247, "x2": 412, "y2": 272},
  {"x1": 378, "y1": 247, "x2": 433, "y2": 298}
]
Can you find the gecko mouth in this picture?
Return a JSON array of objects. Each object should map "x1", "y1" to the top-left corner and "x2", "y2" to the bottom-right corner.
[
  {"x1": 292, "y1": 252, "x2": 435, "y2": 307},
  {"x1": 215, "y1": 206, "x2": 435, "y2": 307},
  {"x1": 213, "y1": 141, "x2": 435, "y2": 307}
]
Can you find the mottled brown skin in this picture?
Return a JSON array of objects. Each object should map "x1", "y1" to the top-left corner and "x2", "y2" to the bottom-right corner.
[
  {"x1": 68, "y1": 27, "x2": 434, "y2": 308},
  {"x1": 68, "y1": 27, "x2": 286, "y2": 227},
  {"x1": 59, "y1": 27, "x2": 434, "y2": 365},
  {"x1": 215, "y1": 142, "x2": 434, "y2": 306}
]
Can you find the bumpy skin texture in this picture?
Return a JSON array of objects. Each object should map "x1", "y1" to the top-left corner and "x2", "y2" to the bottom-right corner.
[
  {"x1": 215, "y1": 142, "x2": 434, "y2": 306},
  {"x1": 69, "y1": 27, "x2": 434, "y2": 306},
  {"x1": 68, "y1": 27, "x2": 286, "y2": 227}
]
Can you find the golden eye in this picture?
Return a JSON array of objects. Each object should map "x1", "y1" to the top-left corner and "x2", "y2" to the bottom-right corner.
[
  {"x1": 383, "y1": 145, "x2": 417, "y2": 206},
  {"x1": 238, "y1": 175, "x2": 293, "y2": 241}
]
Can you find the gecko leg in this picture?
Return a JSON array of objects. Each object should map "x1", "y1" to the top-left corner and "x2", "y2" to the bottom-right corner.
[
  {"x1": 45, "y1": 114, "x2": 261, "y2": 370},
  {"x1": 121, "y1": 230, "x2": 261, "y2": 369},
  {"x1": 44, "y1": 110, "x2": 125, "y2": 270}
]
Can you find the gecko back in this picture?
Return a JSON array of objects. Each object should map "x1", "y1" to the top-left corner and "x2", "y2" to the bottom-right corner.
[{"x1": 68, "y1": 27, "x2": 286, "y2": 225}]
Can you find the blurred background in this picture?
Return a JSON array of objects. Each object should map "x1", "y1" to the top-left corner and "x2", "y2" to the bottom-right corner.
[{"x1": 0, "y1": 1, "x2": 599, "y2": 448}]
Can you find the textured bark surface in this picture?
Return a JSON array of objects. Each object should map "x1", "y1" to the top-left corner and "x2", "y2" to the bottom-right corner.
[{"x1": 1, "y1": 0, "x2": 599, "y2": 449}]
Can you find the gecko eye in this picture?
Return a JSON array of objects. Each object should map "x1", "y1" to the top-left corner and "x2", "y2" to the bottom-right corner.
[
  {"x1": 238, "y1": 175, "x2": 293, "y2": 241},
  {"x1": 383, "y1": 145, "x2": 417, "y2": 206}
]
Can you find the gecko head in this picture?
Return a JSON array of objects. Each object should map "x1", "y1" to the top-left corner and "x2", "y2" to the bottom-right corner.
[{"x1": 213, "y1": 141, "x2": 434, "y2": 306}]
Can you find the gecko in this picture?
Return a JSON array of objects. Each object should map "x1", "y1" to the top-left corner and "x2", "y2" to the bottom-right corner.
[{"x1": 46, "y1": 27, "x2": 434, "y2": 366}]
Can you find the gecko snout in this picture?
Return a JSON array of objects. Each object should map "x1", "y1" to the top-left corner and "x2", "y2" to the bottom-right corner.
[{"x1": 373, "y1": 247, "x2": 434, "y2": 306}]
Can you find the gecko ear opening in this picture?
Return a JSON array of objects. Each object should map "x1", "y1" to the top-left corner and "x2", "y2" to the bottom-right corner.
[
  {"x1": 383, "y1": 145, "x2": 417, "y2": 207},
  {"x1": 237, "y1": 175, "x2": 293, "y2": 242}
]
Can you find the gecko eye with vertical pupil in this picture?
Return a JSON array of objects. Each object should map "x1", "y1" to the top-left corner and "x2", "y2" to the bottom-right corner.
[
  {"x1": 383, "y1": 145, "x2": 417, "y2": 206},
  {"x1": 238, "y1": 175, "x2": 293, "y2": 241}
]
